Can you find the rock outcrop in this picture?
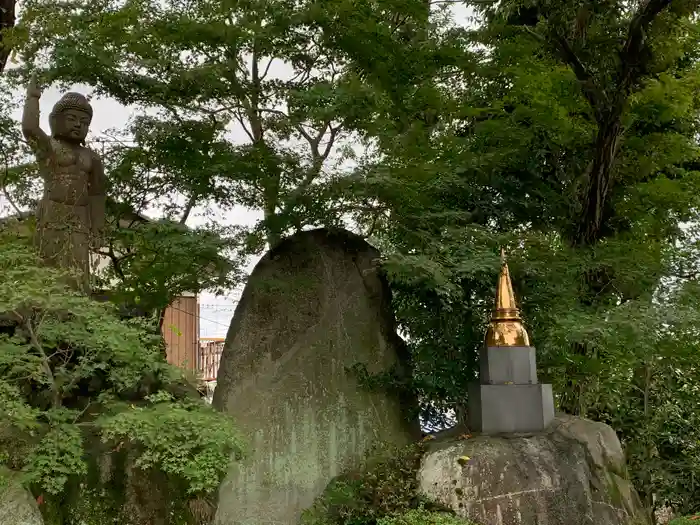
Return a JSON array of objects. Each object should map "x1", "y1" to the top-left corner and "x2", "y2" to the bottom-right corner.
[
  {"x1": 0, "y1": 470, "x2": 43, "y2": 525},
  {"x1": 419, "y1": 415, "x2": 650, "y2": 525},
  {"x1": 212, "y1": 228, "x2": 420, "y2": 525}
]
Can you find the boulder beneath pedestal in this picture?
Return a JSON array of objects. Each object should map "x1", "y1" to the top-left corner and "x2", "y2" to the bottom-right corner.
[
  {"x1": 212, "y1": 228, "x2": 420, "y2": 525},
  {"x1": 419, "y1": 415, "x2": 650, "y2": 525}
]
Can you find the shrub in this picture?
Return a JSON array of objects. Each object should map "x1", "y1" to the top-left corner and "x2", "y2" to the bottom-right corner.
[
  {"x1": 0, "y1": 229, "x2": 243, "y2": 521},
  {"x1": 301, "y1": 441, "x2": 450, "y2": 525},
  {"x1": 669, "y1": 516, "x2": 700, "y2": 524}
]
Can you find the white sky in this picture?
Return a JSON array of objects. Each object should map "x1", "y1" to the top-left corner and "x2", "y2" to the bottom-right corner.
[{"x1": 4, "y1": 2, "x2": 472, "y2": 337}]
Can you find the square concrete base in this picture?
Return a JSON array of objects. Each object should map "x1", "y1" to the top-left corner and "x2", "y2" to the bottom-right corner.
[{"x1": 468, "y1": 383, "x2": 555, "y2": 435}]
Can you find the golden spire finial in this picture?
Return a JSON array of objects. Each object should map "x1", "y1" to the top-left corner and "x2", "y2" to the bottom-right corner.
[{"x1": 485, "y1": 249, "x2": 530, "y2": 347}]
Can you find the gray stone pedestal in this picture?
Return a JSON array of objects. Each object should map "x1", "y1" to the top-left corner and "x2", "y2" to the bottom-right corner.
[
  {"x1": 468, "y1": 383, "x2": 554, "y2": 434},
  {"x1": 468, "y1": 346, "x2": 554, "y2": 434}
]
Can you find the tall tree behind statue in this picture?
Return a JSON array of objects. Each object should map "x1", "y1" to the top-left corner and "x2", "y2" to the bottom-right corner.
[{"x1": 313, "y1": 0, "x2": 700, "y2": 514}]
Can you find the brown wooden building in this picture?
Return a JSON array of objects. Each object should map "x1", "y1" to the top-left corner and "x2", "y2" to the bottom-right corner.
[{"x1": 161, "y1": 294, "x2": 200, "y2": 372}]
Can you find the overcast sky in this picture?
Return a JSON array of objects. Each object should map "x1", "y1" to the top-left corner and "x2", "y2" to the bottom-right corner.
[{"x1": 4, "y1": 2, "x2": 471, "y2": 337}]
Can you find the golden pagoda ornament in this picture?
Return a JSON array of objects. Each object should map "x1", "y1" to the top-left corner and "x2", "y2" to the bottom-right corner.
[{"x1": 484, "y1": 249, "x2": 530, "y2": 347}]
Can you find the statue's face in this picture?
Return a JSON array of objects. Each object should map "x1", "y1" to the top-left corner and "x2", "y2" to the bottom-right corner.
[{"x1": 55, "y1": 109, "x2": 91, "y2": 143}]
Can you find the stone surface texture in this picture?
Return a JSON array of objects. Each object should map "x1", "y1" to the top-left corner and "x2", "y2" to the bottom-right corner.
[
  {"x1": 419, "y1": 415, "x2": 650, "y2": 525},
  {"x1": 0, "y1": 470, "x2": 44, "y2": 525},
  {"x1": 469, "y1": 345, "x2": 555, "y2": 435},
  {"x1": 212, "y1": 228, "x2": 419, "y2": 525},
  {"x1": 479, "y1": 346, "x2": 537, "y2": 385}
]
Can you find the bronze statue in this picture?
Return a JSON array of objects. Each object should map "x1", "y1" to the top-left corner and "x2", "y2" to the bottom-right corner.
[{"x1": 21, "y1": 74, "x2": 106, "y2": 292}]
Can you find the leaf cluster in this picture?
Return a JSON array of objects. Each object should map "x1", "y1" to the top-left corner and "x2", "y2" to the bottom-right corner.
[
  {"x1": 96, "y1": 212, "x2": 244, "y2": 317},
  {"x1": 377, "y1": 509, "x2": 478, "y2": 525},
  {"x1": 0, "y1": 229, "x2": 244, "y2": 512}
]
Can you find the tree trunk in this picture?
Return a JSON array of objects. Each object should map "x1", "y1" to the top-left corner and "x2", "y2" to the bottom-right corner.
[
  {"x1": 0, "y1": 0, "x2": 15, "y2": 73},
  {"x1": 552, "y1": 0, "x2": 673, "y2": 414},
  {"x1": 574, "y1": 110, "x2": 624, "y2": 247}
]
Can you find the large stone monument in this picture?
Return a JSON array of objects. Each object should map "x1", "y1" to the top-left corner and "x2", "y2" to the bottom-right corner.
[
  {"x1": 21, "y1": 74, "x2": 106, "y2": 292},
  {"x1": 212, "y1": 228, "x2": 420, "y2": 525},
  {"x1": 468, "y1": 251, "x2": 555, "y2": 434}
]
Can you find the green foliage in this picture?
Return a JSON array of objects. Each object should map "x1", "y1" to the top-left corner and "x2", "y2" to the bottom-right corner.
[
  {"x1": 5, "y1": 0, "x2": 700, "y2": 518},
  {"x1": 96, "y1": 214, "x2": 243, "y2": 318},
  {"x1": 98, "y1": 392, "x2": 244, "y2": 495},
  {"x1": 61, "y1": 486, "x2": 121, "y2": 525},
  {"x1": 377, "y1": 508, "x2": 477, "y2": 525},
  {"x1": 301, "y1": 442, "x2": 445, "y2": 525},
  {"x1": 25, "y1": 423, "x2": 87, "y2": 496},
  {"x1": 321, "y1": 0, "x2": 700, "y2": 515},
  {"x1": 0, "y1": 230, "x2": 244, "y2": 513},
  {"x1": 10, "y1": 0, "x2": 362, "y2": 248},
  {"x1": 670, "y1": 516, "x2": 700, "y2": 525}
]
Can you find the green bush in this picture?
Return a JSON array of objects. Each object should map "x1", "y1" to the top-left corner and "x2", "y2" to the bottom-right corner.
[
  {"x1": 669, "y1": 516, "x2": 700, "y2": 524},
  {"x1": 0, "y1": 230, "x2": 244, "y2": 522},
  {"x1": 301, "y1": 441, "x2": 451, "y2": 525}
]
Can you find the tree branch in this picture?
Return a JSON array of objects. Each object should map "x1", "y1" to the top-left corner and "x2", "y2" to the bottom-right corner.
[
  {"x1": 0, "y1": 153, "x2": 23, "y2": 217},
  {"x1": 22, "y1": 313, "x2": 61, "y2": 408},
  {"x1": 618, "y1": 0, "x2": 673, "y2": 94},
  {"x1": 179, "y1": 195, "x2": 196, "y2": 224},
  {"x1": 552, "y1": 33, "x2": 607, "y2": 115}
]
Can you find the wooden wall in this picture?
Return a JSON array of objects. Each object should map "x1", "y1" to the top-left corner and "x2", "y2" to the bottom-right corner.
[
  {"x1": 199, "y1": 338, "x2": 225, "y2": 381},
  {"x1": 162, "y1": 295, "x2": 199, "y2": 371}
]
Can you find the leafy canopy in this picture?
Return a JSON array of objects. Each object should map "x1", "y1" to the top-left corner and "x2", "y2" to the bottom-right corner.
[
  {"x1": 5, "y1": 0, "x2": 700, "y2": 517},
  {"x1": 10, "y1": 0, "x2": 367, "y2": 248},
  {"x1": 319, "y1": 0, "x2": 700, "y2": 514}
]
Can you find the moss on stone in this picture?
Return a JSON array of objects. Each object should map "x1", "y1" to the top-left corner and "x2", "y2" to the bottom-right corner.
[
  {"x1": 377, "y1": 508, "x2": 478, "y2": 525},
  {"x1": 604, "y1": 471, "x2": 624, "y2": 508},
  {"x1": 35, "y1": 447, "x2": 207, "y2": 525}
]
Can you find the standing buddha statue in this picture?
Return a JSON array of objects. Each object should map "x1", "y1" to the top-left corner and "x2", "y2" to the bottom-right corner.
[{"x1": 21, "y1": 74, "x2": 106, "y2": 293}]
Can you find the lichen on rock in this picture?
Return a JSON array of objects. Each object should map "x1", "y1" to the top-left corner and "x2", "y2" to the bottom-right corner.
[
  {"x1": 418, "y1": 414, "x2": 651, "y2": 525},
  {"x1": 0, "y1": 468, "x2": 44, "y2": 525}
]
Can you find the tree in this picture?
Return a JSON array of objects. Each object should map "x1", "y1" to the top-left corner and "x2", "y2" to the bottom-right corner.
[
  {"x1": 0, "y1": 0, "x2": 14, "y2": 73},
  {"x1": 484, "y1": 0, "x2": 700, "y2": 248},
  {"x1": 11, "y1": 0, "x2": 368, "y2": 250},
  {"x1": 0, "y1": 227, "x2": 244, "y2": 523},
  {"x1": 318, "y1": 0, "x2": 700, "y2": 513},
  {"x1": 95, "y1": 208, "x2": 244, "y2": 332}
]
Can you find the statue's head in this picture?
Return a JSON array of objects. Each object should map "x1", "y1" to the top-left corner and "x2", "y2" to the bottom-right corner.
[{"x1": 49, "y1": 93, "x2": 93, "y2": 145}]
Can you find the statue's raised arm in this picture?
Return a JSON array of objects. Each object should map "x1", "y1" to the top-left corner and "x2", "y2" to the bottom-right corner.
[{"x1": 21, "y1": 74, "x2": 51, "y2": 154}]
